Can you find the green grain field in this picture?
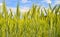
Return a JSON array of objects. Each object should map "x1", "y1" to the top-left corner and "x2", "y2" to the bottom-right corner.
[{"x1": 0, "y1": 0, "x2": 60, "y2": 37}]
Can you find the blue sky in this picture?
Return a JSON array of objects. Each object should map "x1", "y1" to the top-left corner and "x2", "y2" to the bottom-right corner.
[
  {"x1": 0, "y1": 0, "x2": 60, "y2": 8},
  {"x1": 0, "y1": 0, "x2": 60, "y2": 13}
]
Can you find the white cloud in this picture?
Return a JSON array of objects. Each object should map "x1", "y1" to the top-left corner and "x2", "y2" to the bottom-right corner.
[
  {"x1": 7, "y1": 7, "x2": 30, "y2": 15},
  {"x1": 55, "y1": 1, "x2": 60, "y2": 4},
  {"x1": 22, "y1": 0, "x2": 27, "y2": 3},
  {"x1": 21, "y1": 0, "x2": 31, "y2": 3},
  {"x1": 0, "y1": 3, "x2": 2, "y2": 6},
  {"x1": 20, "y1": 7, "x2": 29, "y2": 13},
  {"x1": 0, "y1": 3, "x2": 2, "y2": 12},
  {"x1": 45, "y1": 0, "x2": 51, "y2": 4}
]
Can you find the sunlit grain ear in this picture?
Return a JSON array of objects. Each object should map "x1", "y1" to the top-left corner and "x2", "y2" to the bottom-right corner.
[
  {"x1": 0, "y1": 12, "x2": 3, "y2": 18},
  {"x1": 59, "y1": 5, "x2": 60, "y2": 15},
  {"x1": 37, "y1": 6, "x2": 40, "y2": 16},
  {"x1": 49, "y1": 3, "x2": 52, "y2": 10},
  {"x1": 43, "y1": 7, "x2": 47, "y2": 15},
  {"x1": 9, "y1": 8, "x2": 13, "y2": 19},
  {"x1": 2, "y1": 0, "x2": 8, "y2": 19},
  {"x1": 52, "y1": 5, "x2": 57, "y2": 12},
  {"x1": 26, "y1": 9, "x2": 30, "y2": 19},
  {"x1": 55, "y1": 5, "x2": 60, "y2": 14},
  {"x1": 31, "y1": 4, "x2": 37, "y2": 18},
  {"x1": 16, "y1": 0, "x2": 20, "y2": 19},
  {"x1": 41, "y1": 8, "x2": 44, "y2": 17}
]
